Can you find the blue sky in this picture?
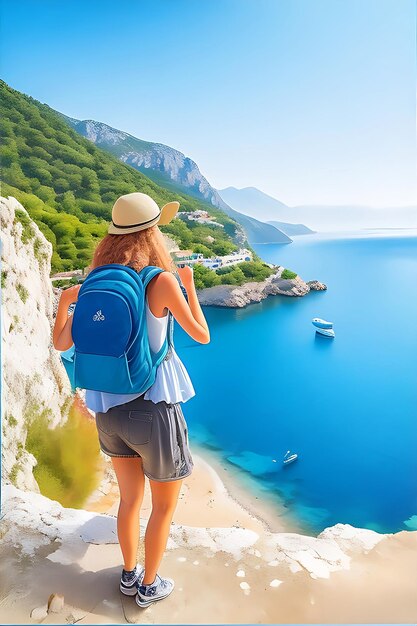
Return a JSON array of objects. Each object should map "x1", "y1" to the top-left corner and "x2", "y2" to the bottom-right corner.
[{"x1": 1, "y1": 0, "x2": 415, "y2": 207}]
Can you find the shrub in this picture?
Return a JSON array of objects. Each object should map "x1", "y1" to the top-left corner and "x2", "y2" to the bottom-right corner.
[
  {"x1": 33, "y1": 237, "x2": 48, "y2": 264},
  {"x1": 218, "y1": 266, "x2": 246, "y2": 285},
  {"x1": 191, "y1": 243, "x2": 213, "y2": 257},
  {"x1": 193, "y1": 264, "x2": 221, "y2": 289},
  {"x1": 216, "y1": 265, "x2": 234, "y2": 275},
  {"x1": 9, "y1": 462, "x2": 22, "y2": 486},
  {"x1": 14, "y1": 208, "x2": 35, "y2": 243},
  {"x1": 211, "y1": 240, "x2": 237, "y2": 255},
  {"x1": 16, "y1": 282, "x2": 29, "y2": 303},
  {"x1": 237, "y1": 261, "x2": 274, "y2": 281},
  {"x1": 25, "y1": 402, "x2": 102, "y2": 508},
  {"x1": 7, "y1": 414, "x2": 18, "y2": 426},
  {"x1": 281, "y1": 268, "x2": 297, "y2": 279}
]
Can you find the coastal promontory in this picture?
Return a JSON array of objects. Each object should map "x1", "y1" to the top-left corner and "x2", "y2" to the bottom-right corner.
[{"x1": 197, "y1": 267, "x2": 327, "y2": 308}]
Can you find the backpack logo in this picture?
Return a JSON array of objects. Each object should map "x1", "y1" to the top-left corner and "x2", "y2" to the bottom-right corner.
[{"x1": 93, "y1": 309, "x2": 105, "y2": 322}]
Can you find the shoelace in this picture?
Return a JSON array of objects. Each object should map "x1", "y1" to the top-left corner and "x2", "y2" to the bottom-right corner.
[{"x1": 141, "y1": 574, "x2": 169, "y2": 595}]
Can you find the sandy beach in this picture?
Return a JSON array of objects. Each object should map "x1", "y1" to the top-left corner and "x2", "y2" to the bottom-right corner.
[
  {"x1": 1, "y1": 443, "x2": 416, "y2": 625},
  {"x1": 84, "y1": 440, "x2": 307, "y2": 536}
]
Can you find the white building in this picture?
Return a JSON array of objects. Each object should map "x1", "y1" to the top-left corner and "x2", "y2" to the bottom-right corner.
[
  {"x1": 218, "y1": 249, "x2": 252, "y2": 268},
  {"x1": 173, "y1": 248, "x2": 252, "y2": 270},
  {"x1": 180, "y1": 210, "x2": 224, "y2": 228}
]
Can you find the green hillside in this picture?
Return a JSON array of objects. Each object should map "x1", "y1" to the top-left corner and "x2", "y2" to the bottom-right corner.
[{"x1": 0, "y1": 80, "x2": 244, "y2": 273}]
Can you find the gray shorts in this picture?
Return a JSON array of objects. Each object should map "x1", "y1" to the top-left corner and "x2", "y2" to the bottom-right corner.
[{"x1": 94, "y1": 395, "x2": 194, "y2": 482}]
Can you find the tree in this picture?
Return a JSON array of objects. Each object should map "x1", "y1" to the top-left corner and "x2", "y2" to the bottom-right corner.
[
  {"x1": 191, "y1": 243, "x2": 212, "y2": 257},
  {"x1": 193, "y1": 264, "x2": 221, "y2": 289},
  {"x1": 238, "y1": 261, "x2": 273, "y2": 281},
  {"x1": 212, "y1": 240, "x2": 237, "y2": 255},
  {"x1": 219, "y1": 266, "x2": 245, "y2": 285}
]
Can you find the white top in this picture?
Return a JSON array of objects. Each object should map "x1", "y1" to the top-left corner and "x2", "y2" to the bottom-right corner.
[
  {"x1": 143, "y1": 300, "x2": 195, "y2": 403},
  {"x1": 84, "y1": 299, "x2": 195, "y2": 413}
]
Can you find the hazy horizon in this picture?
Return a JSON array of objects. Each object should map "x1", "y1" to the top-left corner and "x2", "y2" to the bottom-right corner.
[
  {"x1": 219, "y1": 186, "x2": 417, "y2": 211},
  {"x1": 218, "y1": 186, "x2": 417, "y2": 230}
]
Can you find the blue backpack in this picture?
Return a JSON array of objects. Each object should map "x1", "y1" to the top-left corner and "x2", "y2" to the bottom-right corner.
[{"x1": 60, "y1": 263, "x2": 173, "y2": 394}]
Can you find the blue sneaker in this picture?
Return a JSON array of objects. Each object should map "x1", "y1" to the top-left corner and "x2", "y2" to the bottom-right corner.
[
  {"x1": 119, "y1": 564, "x2": 144, "y2": 596},
  {"x1": 135, "y1": 573, "x2": 175, "y2": 607}
]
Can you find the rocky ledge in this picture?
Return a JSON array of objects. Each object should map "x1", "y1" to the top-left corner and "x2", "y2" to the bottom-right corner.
[
  {"x1": 0, "y1": 483, "x2": 391, "y2": 578},
  {"x1": 306, "y1": 280, "x2": 327, "y2": 291},
  {"x1": 197, "y1": 268, "x2": 327, "y2": 308}
]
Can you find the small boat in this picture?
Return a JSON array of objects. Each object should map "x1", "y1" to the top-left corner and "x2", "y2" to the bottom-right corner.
[
  {"x1": 315, "y1": 327, "x2": 335, "y2": 338},
  {"x1": 312, "y1": 317, "x2": 333, "y2": 329},
  {"x1": 283, "y1": 450, "x2": 298, "y2": 465}
]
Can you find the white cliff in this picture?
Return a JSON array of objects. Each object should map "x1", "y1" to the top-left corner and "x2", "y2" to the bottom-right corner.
[{"x1": 1, "y1": 195, "x2": 72, "y2": 491}]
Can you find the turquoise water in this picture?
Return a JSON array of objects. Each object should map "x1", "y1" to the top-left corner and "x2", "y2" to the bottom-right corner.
[{"x1": 175, "y1": 232, "x2": 417, "y2": 535}]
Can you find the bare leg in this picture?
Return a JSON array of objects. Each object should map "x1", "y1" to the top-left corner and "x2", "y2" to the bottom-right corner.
[
  {"x1": 111, "y1": 456, "x2": 145, "y2": 571},
  {"x1": 142, "y1": 478, "x2": 183, "y2": 585}
]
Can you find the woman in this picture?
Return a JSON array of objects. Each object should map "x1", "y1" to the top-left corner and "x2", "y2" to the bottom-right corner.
[{"x1": 53, "y1": 192, "x2": 210, "y2": 608}]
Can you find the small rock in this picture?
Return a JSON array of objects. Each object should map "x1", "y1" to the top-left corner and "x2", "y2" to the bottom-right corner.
[
  {"x1": 307, "y1": 280, "x2": 327, "y2": 291},
  {"x1": 269, "y1": 579, "x2": 283, "y2": 588},
  {"x1": 47, "y1": 593, "x2": 64, "y2": 613},
  {"x1": 30, "y1": 605, "x2": 48, "y2": 620},
  {"x1": 236, "y1": 569, "x2": 245, "y2": 577}
]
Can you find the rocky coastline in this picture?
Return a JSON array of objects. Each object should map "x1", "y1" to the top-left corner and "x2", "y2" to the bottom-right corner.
[{"x1": 197, "y1": 267, "x2": 327, "y2": 308}]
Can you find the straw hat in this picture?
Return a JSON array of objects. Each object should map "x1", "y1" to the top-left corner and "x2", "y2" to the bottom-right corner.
[{"x1": 108, "y1": 192, "x2": 180, "y2": 235}]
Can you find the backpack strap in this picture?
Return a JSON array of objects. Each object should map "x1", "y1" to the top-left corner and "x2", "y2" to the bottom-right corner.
[
  {"x1": 166, "y1": 309, "x2": 175, "y2": 351},
  {"x1": 138, "y1": 265, "x2": 166, "y2": 288}
]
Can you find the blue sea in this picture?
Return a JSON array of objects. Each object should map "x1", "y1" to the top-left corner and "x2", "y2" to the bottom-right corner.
[{"x1": 175, "y1": 231, "x2": 417, "y2": 535}]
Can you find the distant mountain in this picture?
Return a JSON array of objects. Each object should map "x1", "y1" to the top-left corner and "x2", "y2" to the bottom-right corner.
[
  {"x1": 60, "y1": 115, "x2": 290, "y2": 245},
  {"x1": 222, "y1": 206, "x2": 291, "y2": 244},
  {"x1": 267, "y1": 221, "x2": 315, "y2": 236},
  {"x1": 218, "y1": 186, "x2": 315, "y2": 234},
  {"x1": 269, "y1": 205, "x2": 417, "y2": 232},
  {"x1": 218, "y1": 186, "x2": 288, "y2": 221},
  {"x1": 219, "y1": 186, "x2": 416, "y2": 231}
]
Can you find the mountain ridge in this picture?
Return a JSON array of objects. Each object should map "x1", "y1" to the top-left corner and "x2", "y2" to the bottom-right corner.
[
  {"x1": 59, "y1": 114, "x2": 234, "y2": 213},
  {"x1": 58, "y1": 113, "x2": 291, "y2": 245},
  {"x1": 221, "y1": 206, "x2": 291, "y2": 243},
  {"x1": 218, "y1": 186, "x2": 289, "y2": 221}
]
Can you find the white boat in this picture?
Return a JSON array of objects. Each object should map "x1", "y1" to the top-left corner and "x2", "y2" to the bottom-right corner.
[
  {"x1": 312, "y1": 317, "x2": 333, "y2": 329},
  {"x1": 283, "y1": 450, "x2": 298, "y2": 465},
  {"x1": 315, "y1": 327, "x2": 335, "y2": 338}
]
